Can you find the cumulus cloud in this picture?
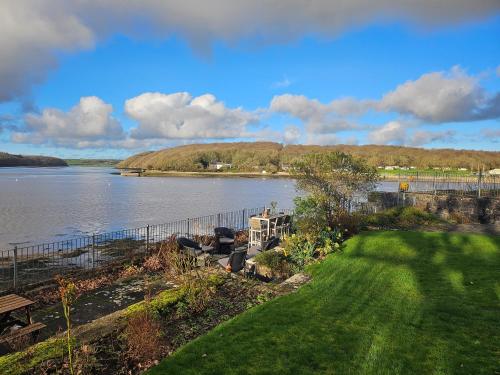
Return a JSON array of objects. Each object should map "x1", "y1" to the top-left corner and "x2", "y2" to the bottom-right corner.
[
  {"x1": 368, "y1": 121, "x2": 407, "y2": 145},
  {"x1": 127, "y1": 92, "x2": 258, "y2": 140},
  {"x1": 1, "y1": 1, "x2": 499, "y2": 102},
  {"x1": 270, "y1": 94, "x2": 362, "y2": 134},
  {"x1": 409, "y1": 130, "x2": 456, "y2": 146},
  {"x1": 379, "y1": 66, "x2": 500, "y2": 122},
  {"x1": 11, "y1": 96, "x2": 125, "y2": 148},
  {"x1": 270, "y1": 66, "x2": 500, "y2": 147},
  {"x1": 283, "y1": 125, "x2": 302, "y2": 144},
  {"x1": 368, "y1": 121, "x2": 455, "y2": 146},
  {"x1": 306, "y1": 133, "x2": 340, "y2": 146}
]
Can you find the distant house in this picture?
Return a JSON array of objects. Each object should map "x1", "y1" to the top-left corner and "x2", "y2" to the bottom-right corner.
[
  {"x1": 410, "y1": 166, "x2": 416, "y2": 169},
  {"x1": 377, "y1": 166, "x2": 384, "y2": 169},
  {"x1": 385, "y1": 166, "x2": 400, "y2": 171},
  {"x1": 400, "y1": 166, "x2": 409, "y2": 170},
  {"x1": 458, "y1": 168, "x2": 468, "y2": 171},
  {"x1": 488, "y1": 168, "x2": 500, "y2": 175},
  {"x1": 209, "y1": 161, "x2": 232, "y2": 170}
]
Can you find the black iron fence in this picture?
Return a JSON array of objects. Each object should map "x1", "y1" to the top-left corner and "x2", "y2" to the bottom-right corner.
[
  {"x1": 0, "y1": 207, "x2": 269, "y2": 291},
  {"x1": 390, "y1": 171, "x2": 498, "y2": 197}
]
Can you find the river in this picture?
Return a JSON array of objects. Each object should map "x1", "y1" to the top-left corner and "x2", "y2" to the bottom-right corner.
[{"x1": 0, "y1": 167, "x2": 408, "y2": 250}]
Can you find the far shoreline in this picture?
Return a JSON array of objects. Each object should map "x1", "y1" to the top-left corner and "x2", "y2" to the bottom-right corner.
[
  {"x1": 138, "y1": 170, "x2": 293, "y2": 179},
  {"x1": 122, "y1": 170, "x2": 481, "y2": 182}
]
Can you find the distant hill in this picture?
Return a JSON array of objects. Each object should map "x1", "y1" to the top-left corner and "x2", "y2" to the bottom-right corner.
[
  {"x1": 65, "y1": 159, "x2": 122, "y2": 167},
  {"x1": 118, "y1": 142, "x2": 500, "y2": 172},
  {"x1": 0, "y1": 152, "x2": 68, "y2": 167}
]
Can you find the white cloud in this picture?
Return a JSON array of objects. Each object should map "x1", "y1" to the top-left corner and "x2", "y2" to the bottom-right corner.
[
  {"x1": 283, "y1": 125, "x2": 302, "y2": 144},
  {"x1": 368, "y1": 121, "x2": 407, "y2": 145},
  {"x1": 270, "y1": 94, "x2": 361, "y2": 134},
  {"x1": 368, "y1": 121, "x2": 456, "y2": 146},
  {"x1": 11, "y1": 96, "x2": 125, "y2": 148},
  {"x1": 1, "y1": 1, "x2": 499, "y2": 102},
  {"x1": 127, "y1": 92, "x2": 258, "y2": 140},
  {"x1": 379, "y1": 66, "x2": 500, "y2": 122},
  {"x1": 271, "y1": 76, "x2": 292, "y2": 89},
  {"x1": 306, "y1": 134, "x2": 339, "y2": 146},
  {"x1": 409, "y1": 130, "x2": 455, "y2": 146}
]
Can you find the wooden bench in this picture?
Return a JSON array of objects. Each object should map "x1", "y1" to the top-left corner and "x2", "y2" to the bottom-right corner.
[
  {"x1": 0, "y1": 294, "x2": 45, "y2": 345},
  {"x1": 0, "y1": 322, "x2": 46, "y2": 344}
]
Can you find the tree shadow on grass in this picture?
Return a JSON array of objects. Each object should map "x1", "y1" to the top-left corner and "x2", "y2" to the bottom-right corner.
[{"x1": 344, "y1": 230, "x2": 500, "y2": 374}]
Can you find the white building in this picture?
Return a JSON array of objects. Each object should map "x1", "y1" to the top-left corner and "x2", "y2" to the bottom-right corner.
[
  {"x1": 209, "y1": 161, "x2": 232, "y2": 170},
  {"x1": 488, "y1": 168, "x2": 500, "y2": 175}
]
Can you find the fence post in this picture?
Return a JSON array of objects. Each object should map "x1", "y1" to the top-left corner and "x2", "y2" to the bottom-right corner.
[
  {"x1": 217, "y1": 213, "x2": 221, "y2": 227},
  {"x1": 146, "y1": 225, "x2": 150, "y2": 254},
  {"x1": 187, "y1": 219, "x2": 190, "y2": 236},
  {"x1": 242, "y1": 208, "x2": 246, "y2": 230},
  {"x1": 478, "y1": 170, "x2": 482, "y2": 198},
  {"x1": 92, "y1": 234, "x2": 96, "y2": 270},
  {"x1": 13, "y1": 246, "x2": 18, "y2": 291}
]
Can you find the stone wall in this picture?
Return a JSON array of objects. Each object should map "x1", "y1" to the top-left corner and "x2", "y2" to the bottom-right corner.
[{"x1": 368, "y1": 192, "x2": 500, "y2": 224}]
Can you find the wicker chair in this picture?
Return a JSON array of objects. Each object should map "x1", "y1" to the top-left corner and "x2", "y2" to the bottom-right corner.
[{"x1": 214, "y1": 227, "x2": 235, "y2": 254}]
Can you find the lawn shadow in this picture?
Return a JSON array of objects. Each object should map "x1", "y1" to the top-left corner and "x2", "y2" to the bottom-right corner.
[{"x1": 344, "y1": 230, "x2": 500, "y2": 374}]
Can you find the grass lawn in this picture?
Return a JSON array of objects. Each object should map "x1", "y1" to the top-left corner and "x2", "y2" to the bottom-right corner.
[{"x1": 149, "y1": 231, "x2": 500, "y2": 375}]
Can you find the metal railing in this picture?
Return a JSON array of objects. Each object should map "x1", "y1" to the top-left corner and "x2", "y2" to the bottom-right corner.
[
  {"x1": 0, "y1": 207, "x2": 267, "y2": 291},
  {"x1": 391, "y1": 171, "x2": 498, "y2": 197}
]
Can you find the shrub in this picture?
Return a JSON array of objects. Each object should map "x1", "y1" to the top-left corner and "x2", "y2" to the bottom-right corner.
[
  {"x1": 182, "y1": 272, "x2": 225, "y2": 315},
  {"x1": 315, "y1": 227, "x2": 343, "y2": 257},
  {"x1": 281, "y1": 228, "x2": 343, "y2": 271},
  {"x1": 123, "y1": 308, "x2": 163, "y2": 365},
  {"x1": 254, "y1": 250, "x2": 293, "y2": 279},
  {"x1": 361, "y1": 206, "x2": 441, "y2": 229},
  {"x1": 282, "y1": 234, "x2": 316, "y2": 270}
]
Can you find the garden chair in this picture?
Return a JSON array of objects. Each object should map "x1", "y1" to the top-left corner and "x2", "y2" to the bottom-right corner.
[
  {"x1": 214, "y1": 227, "x2": 235, "y2": 254},
  {"x1": 247, "y1": 236, "x2": 279, "y2": 259},
  {"x1": 249, "y1": 217, "x2": 267, "y2": 248},
  {"x1": 282, "y1": 214, "x2": 292, "y2": 235},
  {"x1": 217, "y1": 249, "x2": 248, "y2": 275},
  {"x1": 270, "y1": 215, "x2": 285, "y2": 237}
]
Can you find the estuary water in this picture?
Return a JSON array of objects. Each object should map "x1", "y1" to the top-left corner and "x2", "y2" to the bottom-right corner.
[
  {"x1": 0, "y1": 167, "x2": 404, "y2": 250},
  {"x1": 0, "y1": 167, "x2": 298, "y2": 250}
]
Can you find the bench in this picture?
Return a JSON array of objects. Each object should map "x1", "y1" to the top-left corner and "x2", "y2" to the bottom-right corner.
[{"x1": 0, "y1": 322, "x2": 46, "y2": 344}]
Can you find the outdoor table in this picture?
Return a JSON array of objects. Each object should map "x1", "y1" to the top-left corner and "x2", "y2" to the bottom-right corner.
[
  {"x1": 0, "y1": 294, "x2": 45, "y2": 344},
  {"x1": 0, "y1": 294, "x2": 34, "y2": 328}
]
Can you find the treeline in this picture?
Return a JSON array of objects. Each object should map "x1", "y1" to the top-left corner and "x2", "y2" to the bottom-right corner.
[
  {"x1": 0, "y1": 152, "x2": 67, "y2": 167},
  {"x1": 118, "y1": 142, "x2": 500, "y2": 172}
]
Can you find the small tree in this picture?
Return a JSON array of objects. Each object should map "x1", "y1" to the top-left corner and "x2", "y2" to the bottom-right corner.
[
  {"x1": 58, "y1": 278, "x2": 78, "y2": 375},
  {"x1": 292, "y1": 152, "x2": 378, "y2": 234}
]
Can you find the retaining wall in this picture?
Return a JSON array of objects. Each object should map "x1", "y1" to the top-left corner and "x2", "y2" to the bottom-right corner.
[{"x1": 368, "y1": 192, "x2": 500, "y2": 224}]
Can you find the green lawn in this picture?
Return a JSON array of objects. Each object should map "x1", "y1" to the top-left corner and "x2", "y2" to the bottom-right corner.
[{"x1": 149, "y1": 231, "x2": 500, "y2": 375}]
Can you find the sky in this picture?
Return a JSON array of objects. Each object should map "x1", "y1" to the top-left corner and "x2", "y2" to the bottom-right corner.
[{"x1": 0, "y1": 1, "x2": 499, "y2": 159}]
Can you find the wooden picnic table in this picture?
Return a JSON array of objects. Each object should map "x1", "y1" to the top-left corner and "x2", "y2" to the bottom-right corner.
[{"x1": 0, "y1": 294, "x2": 45, "y2": 344}]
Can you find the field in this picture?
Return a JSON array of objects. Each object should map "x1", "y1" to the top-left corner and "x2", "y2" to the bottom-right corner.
[
  {"x1": 65, "y1": 159, "x2": 122, "y2": 167},
  {"x1": 149, "y1": 231, "x2": 500, "y2": 375}
]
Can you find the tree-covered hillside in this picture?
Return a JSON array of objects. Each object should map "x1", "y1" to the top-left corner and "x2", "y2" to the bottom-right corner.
[
  {"x1": 0, "y1": 152, "x2": 68, "y2": 167},
  {"x1": 118, "y1": 142, "x2": 500, "y2": 172}
]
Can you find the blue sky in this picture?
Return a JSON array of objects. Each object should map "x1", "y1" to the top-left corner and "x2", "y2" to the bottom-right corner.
[{"x1": 0, "y1": 2, "x2": 499, "y2": 158}]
